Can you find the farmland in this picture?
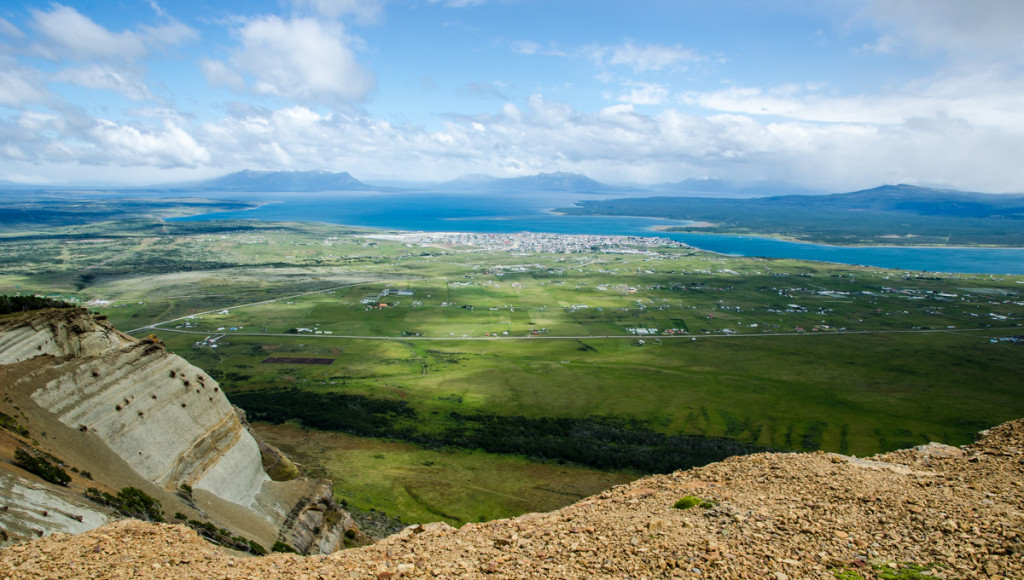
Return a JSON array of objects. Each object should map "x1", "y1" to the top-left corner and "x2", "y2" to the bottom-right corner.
[{"x1": 2, "y1": 219, "x2": 1023, "y2": 525}]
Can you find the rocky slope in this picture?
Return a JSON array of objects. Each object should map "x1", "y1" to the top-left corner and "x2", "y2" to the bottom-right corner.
[
  {"x1": 1, "y1": 418, "x2": 1021, "y2": 578},
  {"x1": 0, "y1": 308, "x2": 359, "y2": 554}
]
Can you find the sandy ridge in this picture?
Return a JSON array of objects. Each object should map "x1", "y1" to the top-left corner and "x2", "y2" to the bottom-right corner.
[{"x1": 1, "y1": 420, "x2": 1021, "y2": 579}]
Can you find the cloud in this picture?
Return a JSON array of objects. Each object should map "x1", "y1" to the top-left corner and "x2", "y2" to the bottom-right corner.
[
  {"x1": 683, "y1": 68, "x2": 1024, "y2": 132},
  {"x1": 87, "y1": 119, "x2": 211, "y2": 167},
  {"x1": 429, "y1": 0, "x2": 487, "y2": 7},
  {"x1": 29, "y1": 4, "x2": 146, "y2": 61},
  {"x1": 858, "y1": 0, "x2": 1024, "y2": 62},
  {"x1": 52, "y1": 65, "x2": 155, "y2": 101},
  {"x1": 0, "y1": 58, "x2": 51, "y2": 107},
  {"x1": 5, "y1": 87, "x2": 1024, "y2": 191},
  {"x1": 460, "y1": 82, "x2": 509, "y2": 101},
  {"x1": 213, "y1": 16, "x2": 376, "y2": 105},
  {"x1": 510, "y1": 40, "x2": 568, "y2": 57},
  {"x1": 615, "y1": 82, "x2": 668, "y2": 106},
  {"x1": 0, "y1": 18, "x2": 25, "y2": 39},
  {"x1": 139, "y1": 19, "x2": 199, "y2": 51},
  {"x1": 587, "y1": 40, "x2": 703, "y2": 72},
  {"x1": 293, "y1": 0, "x2": 385, "y2": 24},
  {"x1": 27, "y1": 4, "x2": 196, "y2": 62},
  {"x1": 200, "y1": 59, "x2": 246, "y2": 92}
]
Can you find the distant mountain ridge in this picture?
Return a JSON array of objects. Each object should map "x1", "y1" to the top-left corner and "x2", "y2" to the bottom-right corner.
[
  {"x1": 484, "y1": 172, "x2": 637, "y2": 193},
  {"x1": 191, "y1": 170, "x2": 370, "y2": 192},
  {"x1": 764, "y1": 184, "x2": 1024, "y2": 217}
]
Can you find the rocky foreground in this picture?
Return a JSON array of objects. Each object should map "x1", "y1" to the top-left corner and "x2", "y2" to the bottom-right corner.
[{"x1": 2, "y1": 420, "x2": 1023, "y2": 579}]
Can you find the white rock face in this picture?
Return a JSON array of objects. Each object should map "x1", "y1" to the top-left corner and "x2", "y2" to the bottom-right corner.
[
  {"x1": 0, "y1": 470, "x2": 112, "y2": 545},
  {"x1": 0, "y1": 309, "x2": 354, "y2": 553},
  {"x1": 0, "y1": 311, "x2": 132, "y2": 365},
  {"x1": 30, "y1": 342, "x2": 268, "y2": 507}
]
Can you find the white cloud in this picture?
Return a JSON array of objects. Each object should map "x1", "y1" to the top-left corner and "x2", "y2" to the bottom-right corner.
[
  {"x1": 139, "y1": 20, "x2": 199, "y2": 51},
  {"x1": 512, "y1": 40, "x2": 540, "y2": 55},
  {"x1": 218, "y1": 16, "x2": 376, "y2": 104},
  {"x1": 429, "y1": 0, "x2": 487, "y2": 7},
  {"x1": 859, "y1": 0, "x2": 1024, "y2": 62},
  {"x1": 587, "y1": 40, "x2": 703, "y2": 72},
  {"x1": 460, "y1": 81, "x2": 509, "y2": 101},
  {"x1": 294, "y1": 0, "x2": 385, "y2": 24},
  {"x1": 5, "y1": 91, "x2": 1024, "y2": 191},
  {"x1": 53, "y1": 65, "x2": 155, "y2": 101},
  {"x1": 616, "y1": 82, "x2": 668, "y2": 106},
  {"x1": 29, "y1": 4, "x2": 146, "y2": 61},
  {"x1": 27, "y1": 4, "x2": 196, "y2": 63},
  {"x1": 0, "y1": 58, "x2": 51, "y2": 107},
  {"x1": 0, "y1": 18, "x2": 25, "y2": 39},
  {"x1": 87, "y1": 119, "x2": 211, "y2": 167},
  {"x1": 682, "y1": 70, "x2": 1024, "y2": 131},
  {"x1": 200, "y1": 59, "x2": 246, "y2": 92}
]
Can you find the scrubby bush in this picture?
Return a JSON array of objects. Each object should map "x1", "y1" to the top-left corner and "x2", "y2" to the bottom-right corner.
[
  {"x1": 271, "y1": 541, "x2": 297, "y2": 553},
  {"x1": 13, "y1": 448, "x2": 70, "y2": 486},
  {"x1": 85, "y1": 486, "x2": 164, "y2": 522},
  {"x1": 673, "y1": 495, "x2": 716, "y2": 510},
  {"x1": 0, "y1": 412, "x2": 29, "y2": 437},
  {"x1": 185, "y1": 519, "x2": 267, "y2": 556}
]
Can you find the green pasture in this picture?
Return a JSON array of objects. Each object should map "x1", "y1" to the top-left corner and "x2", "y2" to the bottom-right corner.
[
  {"x1": 158, "y1": 328, "x2": 1024, "y2": 458},
  {"x1": 253, "y1": 422, "x2": 633, "y2": 526},
  {"x1": 3, "y1": 219, "x2": 1024, "y2": 526}
]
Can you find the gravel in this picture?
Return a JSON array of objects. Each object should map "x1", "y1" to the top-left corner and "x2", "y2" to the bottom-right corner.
[{"x1": 1, "y1": 419, "x2": 1022, "y2": 579}]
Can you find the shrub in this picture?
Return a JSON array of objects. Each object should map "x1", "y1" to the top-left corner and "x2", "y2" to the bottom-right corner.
[
  {"x1": 185, "y1": 519, "x2": 267, "y2": 556},
  {"x1": 673, "y1": 495, "x2": 716, "y2": 510},
  {"x1": 13, "y1": 448, "x2": 70, "y2": 486},
  {"x1": 0, "y1": 412, "x2": 29, "y2": 437},
  {"x1": 85, "y1": 486, "x2": 164, "y2": 522},
  {"x1": 272, "y1": 541, "x2": 297, "y2": 553}
]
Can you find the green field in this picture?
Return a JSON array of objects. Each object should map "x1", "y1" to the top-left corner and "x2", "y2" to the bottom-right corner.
[{"x1": 2, "y1": 219, "x2": 1022, "y2": 525}]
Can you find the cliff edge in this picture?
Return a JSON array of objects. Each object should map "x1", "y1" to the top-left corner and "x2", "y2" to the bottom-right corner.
[
  {"x1": 1, "y1": 415, "x2": 1021, "y2": 578},
  {"x1": 0, "y1": 308, "x2": 359, "y2": 554}
]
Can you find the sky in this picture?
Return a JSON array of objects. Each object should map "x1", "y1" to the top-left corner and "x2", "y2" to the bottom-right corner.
[{"x1": 1, "y1": 0, "x2": 1023, "y2": 192}]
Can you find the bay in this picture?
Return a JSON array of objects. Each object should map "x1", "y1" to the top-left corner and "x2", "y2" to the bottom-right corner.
[{"x1": 172, "y1": 191, "x2": 1024, "y2": 275}]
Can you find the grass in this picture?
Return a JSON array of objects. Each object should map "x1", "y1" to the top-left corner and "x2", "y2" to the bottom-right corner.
[
  {"x1": 673, "y1": 495, "x2": 715, "y2": 510},
  {"x1": 252, "y1": 422, "x2": 633, "y2": 526},
  {"x1": 3, "y1": 219, "x2": 1024, "y2": 524}
]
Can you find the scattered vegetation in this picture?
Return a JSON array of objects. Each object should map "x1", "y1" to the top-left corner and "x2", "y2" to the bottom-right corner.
[
  {"x1": 0, "y1": 295, "x2": 73, "y2": 315},
  {"x1": 85, "y1": 487, "x2": 164, "y2": 522},
  {"x1": 0, "y1": 411, "x2": 29, "y2": 437},
  {"x1": 271, "y1": 541, "x2": 297, "y2": 553},
  {"x1": 184, "y1": 519, "x2": 266, "y2": 556},
  {"x1": 13, "y1": 448, "x2": 71, "y2": 486},
  {"x1": 673, "y1": 495, "x2": 716, "y2": 510},
  {"x1": 830, "y1": 561, "x2": 945, "y2": 579}
]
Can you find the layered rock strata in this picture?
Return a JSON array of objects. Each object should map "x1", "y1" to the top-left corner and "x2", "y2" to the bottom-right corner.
[{"x1": 0, "y1": 308, "x2": 357, "y2": 554}]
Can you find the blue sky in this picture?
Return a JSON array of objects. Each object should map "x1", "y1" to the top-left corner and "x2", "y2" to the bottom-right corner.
[{"x1": 1, "y1": 0, "x2": 1023, "y2": 191}]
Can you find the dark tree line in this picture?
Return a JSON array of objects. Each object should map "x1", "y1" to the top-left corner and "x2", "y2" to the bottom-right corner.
[
  {"x1": 229, "y1": 388, "x2": 765, "y2": 474},
  {"x1": 0, "y1": 295, "x2": 73, "y2": 315}
]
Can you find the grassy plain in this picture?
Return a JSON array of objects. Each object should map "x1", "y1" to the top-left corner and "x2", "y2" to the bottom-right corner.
[
  {"x1": 252, "y1": 422, "x2": 632, "y2": 526},
  {"x1": 2, "y1": 219, "x2": 1023, "y2": 525}
]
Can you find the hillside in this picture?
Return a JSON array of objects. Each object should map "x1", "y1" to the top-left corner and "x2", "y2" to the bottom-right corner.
[
  {"x1": 559, "y1": 184, "x2": 1024, "y2": 246},
  {"x1": 0, "y1": 308, "x2": 361, "y2": 555},
  {"x1": 189, "y1": 170, "x2": 370, "y2": 192},
  {"x1": 1, "y1": 418, "x2": 1021, "y2": 578}
]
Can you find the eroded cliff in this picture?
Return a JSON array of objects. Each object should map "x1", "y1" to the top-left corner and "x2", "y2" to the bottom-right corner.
[{"x1": 0, "y1": 308, "x2": 358, "y2": 554}]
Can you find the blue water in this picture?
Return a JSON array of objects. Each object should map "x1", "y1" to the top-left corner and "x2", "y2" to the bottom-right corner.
[{"x1": 172, "y1": 191, "x2": 1024, "y2": 274}]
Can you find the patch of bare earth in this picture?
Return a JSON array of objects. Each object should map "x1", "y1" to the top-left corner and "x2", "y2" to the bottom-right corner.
[{"x1": 1, "y1": 420, "x2": 1022, "y2": 579}]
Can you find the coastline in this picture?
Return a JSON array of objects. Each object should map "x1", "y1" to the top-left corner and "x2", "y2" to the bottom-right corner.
[{"x1": 647, "y1": 224, "x2": 1024, "y2": 250}]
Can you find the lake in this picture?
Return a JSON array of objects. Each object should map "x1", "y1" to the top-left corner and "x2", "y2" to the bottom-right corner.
[{"x1": 172, "y1": 191, "x2": 1024, "y2": 275}]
